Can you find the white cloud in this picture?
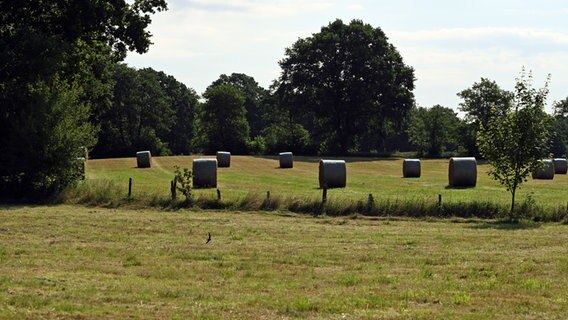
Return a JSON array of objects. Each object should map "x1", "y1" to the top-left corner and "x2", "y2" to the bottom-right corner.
[
  {"x1": 391, "y1": 27, "x2": 568, "y2": 45},
  {"x1": 176, "y1": 0, "x2": 335, "y2": 16}
]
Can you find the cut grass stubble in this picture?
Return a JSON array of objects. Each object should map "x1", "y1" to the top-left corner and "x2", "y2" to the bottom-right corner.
[
  {"x1": 0, "y1": 205, "x2": 567, "y2": 319},
  {"x1": 64, "y1": 156, "x2": 568, "y2": 220}
]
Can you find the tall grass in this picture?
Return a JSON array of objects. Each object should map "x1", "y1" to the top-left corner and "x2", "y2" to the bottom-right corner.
[{"x1": 59, "y1": 180, "x2": 568, "y2": 222}]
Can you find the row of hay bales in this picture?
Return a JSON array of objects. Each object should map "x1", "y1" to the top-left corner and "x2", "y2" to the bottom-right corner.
[
  {"x1": 531, "y1": 158, "x2": 568, "y2": 179},
  {"x1": 134, "y1": 151, "x2": 567, "y2": 189}
]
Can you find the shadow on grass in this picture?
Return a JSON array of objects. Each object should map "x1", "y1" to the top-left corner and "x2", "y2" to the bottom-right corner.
[
  {"x1": 467, "y1": 220, "x2": 541, "y2": 230},
  {"x1": 444, "y1": 185, "x2": 477, "y2": 190},
  {"x1": 251, "y1": 155, "x2": 399, "y2": 164}
]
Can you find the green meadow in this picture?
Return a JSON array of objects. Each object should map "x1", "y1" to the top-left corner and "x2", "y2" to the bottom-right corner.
[
  {"x1": 84, "y1": 155, "x2": 568, "y2": 210},
  {"x1": 1, "y1": 205, "x2": 567, "y2": 319}
]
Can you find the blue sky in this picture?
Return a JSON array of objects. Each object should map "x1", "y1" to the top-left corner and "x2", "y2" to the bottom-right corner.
[{"x1": 125, "y1": 0, "x2": 568, "y2": 113}]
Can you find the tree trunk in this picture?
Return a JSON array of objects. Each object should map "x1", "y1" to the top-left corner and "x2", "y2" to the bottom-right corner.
[{"x1": 510, "y1": 188, "x2": 516, "y2": 219}]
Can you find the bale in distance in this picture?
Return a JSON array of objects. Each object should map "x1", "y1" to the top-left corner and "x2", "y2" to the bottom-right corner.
[
  {"x1": 532, "y1": 159, "x2": 554, "y2": 179},
  {"x1": 553, "y1": 158, "x2": 567, "y2": 174},
  {"x1": 279, "y1": 152, "x2": 293, "y2": 168},
  {"x1": 136, "y1": 151, "x2": 151, "y2": 168},
  {"x1": 192, "y1": 159, "x2": 217, "y2": 188},
  {"x1": 319, "y1": 160, "x2": 346, "y2": 188},
  {"x1": 217, "y1": 151, "x2": 231, "y2": 168},
  {"x1": 448, "y1": 157, "x2": 477, "y2": 187},
  {"x1": 402, "y1": 159, "x2": 421, "y2": 178}
]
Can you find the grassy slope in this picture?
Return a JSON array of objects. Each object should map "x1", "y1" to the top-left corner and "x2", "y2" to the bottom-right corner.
[
  {"x1": 0, "y1": 205, "x2": 567, "y2": 319},
  {"x1": 86, "y1": 156, "x2": 568, "y2": 208}
]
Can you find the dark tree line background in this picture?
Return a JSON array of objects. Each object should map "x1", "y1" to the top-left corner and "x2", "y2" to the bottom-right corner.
[{"x1": 1, "y1": 3, "x2": 567, "y2": 201}]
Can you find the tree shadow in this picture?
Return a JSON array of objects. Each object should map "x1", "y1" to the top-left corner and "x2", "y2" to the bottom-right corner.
[
  {"x1": 251, "y1": 155, "x2": 399, "y2": 163},
  {"x1": 444, "y1": 185, "x2": 476, "y2": 190},
  {"x1": 467, "y1": 220, "x2": 541, "y2": 230}
]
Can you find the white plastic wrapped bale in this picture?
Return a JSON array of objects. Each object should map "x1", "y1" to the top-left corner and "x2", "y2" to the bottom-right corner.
[
  {"x1": 136, "y1": 151, "x2": 151, "y2": 168},
  {"x1": 279, "y1": 152, "x2": 293, "y2": 168},
  {"x1": 403, "y1": 159, "x2": 421, "y2": 178},
  {"x1": 532, "y1": 159, "x2": 555, "y2": 179},
  {"x1": 319, "y1": 160, "x2": 346, "y2": 188},
  {"x1": 553, "y1": 158, "x2": 567, "y2": 174},
  {"x1": 216, "y1": 151, "x2": 231, "y2": 168},
  {"x1": 448, "y1": 157, "x2": 477, "y2": 187},
  {"x1": 192, "y1": 159, "x2": 217, "y2": 188}
]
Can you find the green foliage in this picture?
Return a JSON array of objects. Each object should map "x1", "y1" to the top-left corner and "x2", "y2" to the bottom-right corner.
[
  {"x1": 93, "y1": 64, "x2": 175, "y2": 157},
  {"x1": 174, "y1": 166, "x2": 193, "y2": 202},
  {"x1": 0, "y1": 0, "x2": 167, "y2": 201},
  {"x1": 408, "y1": 105, "x2": 460, "y2": 157},
  {"x1": 457, "y1": 78, "x2": 513, "y2": 156},
  {"x1": 262, "y1": 122, "x2": 312, "y2": 154},
  {"x1": 195, "y1": 84, "x2": 250, "y2": 154},
  {"x1": 477, "y1": 70, "x2": 552, "y2": 218},
  {"x1": 211, "y1": 73, "x2": 269, "y2": 138},
  {"x1": 0, "y1": 76, "x2": 96, "y2": 199},
  {"x1": 549, "y1": 98, "x2": 568, "y2": 157},
  {"x1": 277, "y1": 19, "x2": 415, "y2": 154}
]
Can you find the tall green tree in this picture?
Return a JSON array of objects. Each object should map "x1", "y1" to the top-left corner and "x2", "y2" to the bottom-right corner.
[
  {"x1": 0, "y1": 0, "x2": 166, "y2": 199},
  {"x1": 94, "y1": 64, "x2": 174, "y2": 157},
  {"x1": 195, "y1": 85, "x2": 250, "y2": 154},
  {"x1": 549, "y1": 98, "x2": 568, "y2": 157},
  {"x1": 477, "y1": 71, "x2": 552, "y2": 218},
  {"x1": 277, "y1": 19, "x2": 415, "y2": 154},
  {"x1": 407, "y1": 105, "x2": 460, "y2": 157},
  {"x1": 457, "y1": 78, "x2": 512, "y2": 156},
  {"x1": 210, "y1": 73, "x2": 269, "y2": 139}
]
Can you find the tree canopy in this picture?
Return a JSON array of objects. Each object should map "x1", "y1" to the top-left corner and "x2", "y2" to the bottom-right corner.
[
  {"x1": 408, "y1": 105, "x2": 460, "y2": 158},
  {"x1": 276, "y1": 19, "x2": 415, "y2": 154},
  {"x1": 477, "y1": 71, "x2": 552, "y2": 217},
  {"x1": 195, "y1": 84, "x2": 250, "y2": 154},
  {"x1": 0, "y1": 0, "x2": 167, "y2": 199}
]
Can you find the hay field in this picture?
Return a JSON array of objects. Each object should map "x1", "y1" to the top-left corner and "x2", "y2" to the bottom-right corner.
[
  {"x1": 86, "y1": 156, "x2": 568, "y2": 208},
  {"x1": 1, "y1": 205, "x2": 567, "y2": 319}
]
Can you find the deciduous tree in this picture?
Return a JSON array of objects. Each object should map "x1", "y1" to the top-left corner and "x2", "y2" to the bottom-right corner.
[
  {"x1": 277, "y1": 19, "x2": 415, "y2": 154},
  {"x1": 477, "y1": 71, "x2": 552, "y2": 218}
]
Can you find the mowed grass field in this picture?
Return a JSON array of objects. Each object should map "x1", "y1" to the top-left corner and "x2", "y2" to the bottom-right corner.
[
  {"x1": 1, "y1": 205, "x2": 568, "y2": 319},
  {"x1": 86, "y1": 155, "x2": 568, "y2": 209}
]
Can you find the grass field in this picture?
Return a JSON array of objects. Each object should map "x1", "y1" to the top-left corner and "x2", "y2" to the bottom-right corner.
[
  {"x1": 84, "y1": 155, "x2": 568, "y2": 210},
  {"x1": 1, "y1": 205, "x2": 567, "y2": 319}
]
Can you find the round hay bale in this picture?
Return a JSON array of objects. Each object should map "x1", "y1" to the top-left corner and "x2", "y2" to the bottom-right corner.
[
  {"x1": 403, "y1": 159, "x2": 421, "y2": 178},
  {"x1": 553, "y1": 158, "x2": 567, "y2": 174},
  {"x1": 192, "y1": 159, "x2": 217, "y2": 188},
  {"x1": 532, "y1": 159, "x2": 554, "y2": 179},
  {"x1": 319, "y1": 160, "x2": 346, "y2": 188},
  {"x1": 216, "y1": 151, "x2": 231, "y2": 168},
  {"x1": 279, "y1": 152, "x2": 293, "y2": 168},
  {"x1": 136, "y1": 151, "x2": 151, "y2": 168},
  {"x1": 448, "y1": 157, "x2": 477, "y2": 187}
]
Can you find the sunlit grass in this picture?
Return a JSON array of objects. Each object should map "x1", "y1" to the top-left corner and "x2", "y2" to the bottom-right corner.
[
  {"x1": 0, "y1": 205, "x2": 567, "y2": 319},
  {"x1": 85, "y1": 155, "x2": 568, "y2": 209}
]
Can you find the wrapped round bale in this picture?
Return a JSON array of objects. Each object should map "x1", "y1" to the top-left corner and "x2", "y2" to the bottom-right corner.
[
  {"x1": 192, "y1": 159, "x2": 217, "y2": 188},
  {"x1": 403, "y1": 159, "x2": 421, "y2": 178},
  {"x1": 553, "y1": 158, "x2": 567, "y2": 174},
  {"x1": 279, "y1": 152, "x2": 293, "y2": 168},
  {"x1": 216, "y1": 151, "x2": 231, "y2": 168},
  {"x1": 136, "y1": 150, "x2": 151, "y2": 168},
  {"x1": 532, "y1": 159, "x2": 554, "y2": 179},
  {"x1": 319, "y1": 160, "x2": 346, "y2": 188},
  {"x1": 448, "y1": 157, "x2": 477, "y2": 187}
]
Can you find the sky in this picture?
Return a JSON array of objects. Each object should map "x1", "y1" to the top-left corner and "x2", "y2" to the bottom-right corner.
[{"x1": 125, "y1": 0, "x2": 568, "y2": 114}]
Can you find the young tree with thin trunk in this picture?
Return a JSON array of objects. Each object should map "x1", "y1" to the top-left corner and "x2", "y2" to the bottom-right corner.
[{"x1": 477, "y1": 70, "x2": 552, "y2": 220}]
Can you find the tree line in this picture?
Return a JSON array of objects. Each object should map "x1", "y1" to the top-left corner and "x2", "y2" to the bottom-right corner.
[{"x1": 1, "y1": 1, "x2": 567, "y2": 200}]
